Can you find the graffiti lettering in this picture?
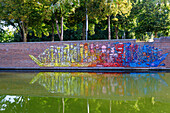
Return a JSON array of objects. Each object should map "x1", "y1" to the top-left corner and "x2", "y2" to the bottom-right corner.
[{"x1": 29, "y1": 42, "x2": 168, "y2": 67}]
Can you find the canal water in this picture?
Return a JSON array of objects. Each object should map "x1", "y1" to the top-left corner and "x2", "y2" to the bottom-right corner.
[{"x1": 0, "y1": 72, "x2": 170, "y2": 113}]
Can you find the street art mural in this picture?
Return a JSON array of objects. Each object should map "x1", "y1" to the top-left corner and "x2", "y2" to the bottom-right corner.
[
  {"x1": 29, "y1": 42, "x2": 168, "y2": 67},
  {"x1": 30, "y1": 72, "x2": 168, "y2": 97}
]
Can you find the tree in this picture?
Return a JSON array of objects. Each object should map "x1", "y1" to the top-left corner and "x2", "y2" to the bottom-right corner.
[
  {"x1": 135, "y1": 0, "x2": 170, "y2": 39},
  {"x1": 0, "y1": 0, "x2": 46, "y2": 42},
  {"x1": 47, "y1": 0, "x2": 80, "y2": 41},
  {"x1": 65, "y1": 0, "x2": 100, "y2": 40},
  {"x1": 98, "y1": 0, "x2": 132, "y2": 39}
]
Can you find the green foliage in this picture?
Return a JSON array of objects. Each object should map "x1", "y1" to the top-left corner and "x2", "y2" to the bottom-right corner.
[
  {"x1": 135, "y1": 0, "x2": 169, "y2": 37},
  {"x1": 0, "y1": 29, "x2": 14, "y2": 43},
  {"x1": 98, "y1": 0, "x2": 132, "y2": 19},
  {"x1": 0, "y1": 0, "x2": 169, "y2": 42},
  {"x1": 0, "y1": 0, "x2": 47, "y2": 42}
]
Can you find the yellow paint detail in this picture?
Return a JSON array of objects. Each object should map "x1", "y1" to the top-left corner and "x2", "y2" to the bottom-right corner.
[{"x1": 29, "y1": 55, "x2": 43, "y2": 66}]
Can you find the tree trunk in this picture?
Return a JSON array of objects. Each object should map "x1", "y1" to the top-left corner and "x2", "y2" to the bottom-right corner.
[
  {"x1": 82, "y1": 21, "x2": 86, "y2": 40},
  {"x1": 117, "y1": 26, "x2": 119, "y2": 39},
  {"x1": 23, "y1": 31, "x2": 27, "y2": 42},
  {"x1": 114, "y1": 25, "x2": 118, "y2": 39},
  {"x1": 60, "y1": 16, "x2": 63, "y2": 41},
  {"x1": 154, "y1": 31, "x2": 157, "y2": 38},
  {"x1": 55, "y1": 12, "x2": 61, "y2": 39},
  {"x1": 124, "y1": 31, "x2": 126, "y2": 39},
  {"x1": 86, "y1": 8, "x2": 88, "y2": 40},
  {"x1": 52, "y1": 23, "x2": 55, "y2": 41},
  {"x1": 108, "y1": 15, "x2": 111, "y2": 40},
  {"x1": 20, "y1": 21, "x2": 27, "y2": 42},
  {"x1": 163, "y1": 0, "x2": 166, "y2": 5},
  {"x1": 18, "y1": 24, "x2": 23, "y2": 41}
]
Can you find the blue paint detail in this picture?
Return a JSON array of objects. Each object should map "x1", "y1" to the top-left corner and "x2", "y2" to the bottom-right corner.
[
  {"x1": 124, "y1": 44, "x2": 168, "y2": 67},
  {"x1": 150, "y1": 53, "x2": 168, "y2": 67}
]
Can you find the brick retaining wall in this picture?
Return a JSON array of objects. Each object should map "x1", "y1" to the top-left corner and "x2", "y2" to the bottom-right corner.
[{"x1": 0, "y1": 38, "x2": 169, "y2": 69}]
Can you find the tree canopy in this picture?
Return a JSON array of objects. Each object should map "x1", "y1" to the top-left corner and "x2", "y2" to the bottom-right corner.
[{"x1": 0, "y1": 0, "x2": 169, "y2": 42}]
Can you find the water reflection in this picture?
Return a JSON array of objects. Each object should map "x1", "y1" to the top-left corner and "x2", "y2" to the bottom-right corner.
[
  {"x1": 1, "y1": 95, "x2": 170, "y2": 113},
  {"x1": 0, "y1": 72, "x2": 169, "y2": 113},
  {"x1": 30, "y1": 72, "x2": 168, "y2": 98}
]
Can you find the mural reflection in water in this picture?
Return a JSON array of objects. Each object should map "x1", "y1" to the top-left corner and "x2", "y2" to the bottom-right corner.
[{"x1": 30, "y1": 72, "x2": 168, "y2": 98}]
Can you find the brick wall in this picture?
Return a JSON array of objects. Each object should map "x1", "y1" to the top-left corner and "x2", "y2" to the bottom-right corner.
[{"x1": 0, "y1": 38, "x2": 169, "y2": 68}]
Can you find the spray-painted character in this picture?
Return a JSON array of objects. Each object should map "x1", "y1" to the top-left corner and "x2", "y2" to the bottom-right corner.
[
  {"x1": 64, "y1": 44, "x2": 70, "y2": 66},
  {"x1": 73, "y1": 44, "x2": 78, "y2": 62},
  {"x1": 99, "y1": 45, "x2": 107, "y2": 65},
  {"x1": 115, "y1": 43, "x2": 124, "y2": 66},
  {"x1": 95, "y1": 43, "x2": 100, "y2": 64},
  {"x1": 80, "y1": 43, "x2": 84, "y2": 63},
  {"x1": 70, "y1": 44, "x2": 75, "y2": 63},
  {"x1": 84, "y1": 43, "x2": 88, "y2": 63},
  {"x1": 88, "y1": 43, "x2": 96, "y2": 67}
]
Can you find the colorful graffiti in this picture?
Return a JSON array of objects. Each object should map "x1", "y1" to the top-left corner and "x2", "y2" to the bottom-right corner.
[
  {"x1": 30, "y1": 72, "x2": 168, "y2": 97},
  {"x1": 29, "y1": 42, "x2": 168, "y2": 67}
]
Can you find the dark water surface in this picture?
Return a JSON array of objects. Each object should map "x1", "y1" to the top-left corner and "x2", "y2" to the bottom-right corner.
[{"x1": 0, "y1": 72, "x2": 170, "y2": 113}]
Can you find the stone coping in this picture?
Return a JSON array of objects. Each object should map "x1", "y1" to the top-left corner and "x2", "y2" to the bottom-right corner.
[
  {"x1": 0, "y1": 67, "x2": 170, "y2": 73},
  {"x1": 0, "y1": 39, "x2": 137, "y2": 44}
]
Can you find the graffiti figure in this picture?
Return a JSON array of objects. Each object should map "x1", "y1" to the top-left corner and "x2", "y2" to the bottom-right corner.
[
  {"x1": 80, "y1": 43, "x2": 84, "y2": 63},
  {"x1": 88, "y1": 43, "x2": 97, "y2": 67},
  {"x1": 99, "y1": 45, "x2": 107, "y2": 65},
  {"x1": 70, "y1": 44, "x2": 75, "y2": 63},
  {"x1": 84, "y1": 43, "x2": 88, "y2": 62}
]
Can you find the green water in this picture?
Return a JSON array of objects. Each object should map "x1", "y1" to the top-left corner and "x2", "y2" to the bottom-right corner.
[{"x1": 0, "y1": 72, "x2": 170, "y2": 113}]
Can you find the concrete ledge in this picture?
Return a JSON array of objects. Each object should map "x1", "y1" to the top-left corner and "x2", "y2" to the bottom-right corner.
[
  {"x1": 1, "y1": 39, "x2": 136, "y2": 44},
  {"x1": 0, "y1": 67, "x2": 170, "y2": 73}
]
